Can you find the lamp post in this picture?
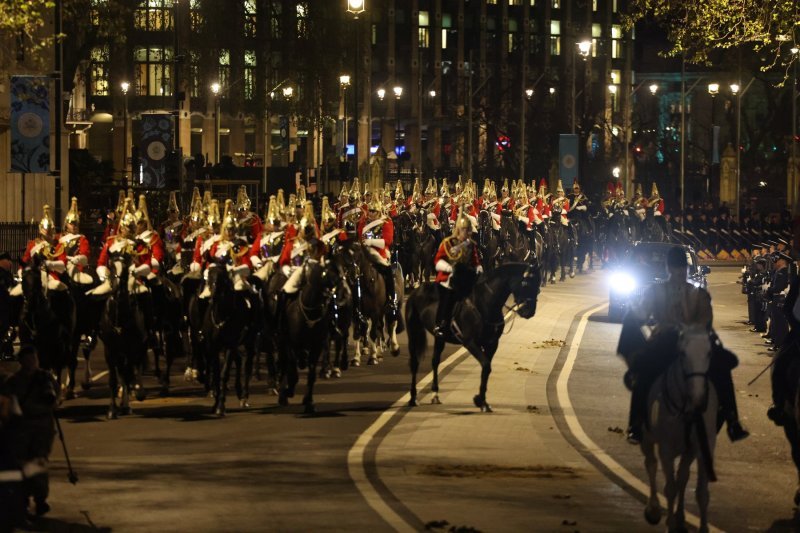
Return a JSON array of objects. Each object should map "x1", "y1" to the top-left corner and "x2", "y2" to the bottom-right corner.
[
  {"x1": 339, "y1": 74, "x2": 351, "y2": 159},
  {"x1": 346, "y1": 0, "x2": 365, "y2": 179},
  {"x1": 571, "y1": 41, "x2": 592, "y2": 134},
  {"x1": 792, "y1": 47, "x2": 799, "y2": 215},
  {"x1": 520, "y1": 88, "x2": 533, "y2": 183},
  {"x1": 609, "y1": 80, "x2": 658, "y2": 199},
  {"x1": 211, "y1": 82, "x2": 220, "y2": 164},
  {"x1": 121, "y1": 81, "x2": 129, "y2": 184},
  {"x1": 707, "y1": 82, "x2": 719, "y2": 200},
  {"x1": 393, "y1": 85, "x2": 403, "y2": 157}
]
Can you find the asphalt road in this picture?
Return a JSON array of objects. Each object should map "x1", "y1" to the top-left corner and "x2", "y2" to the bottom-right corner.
[{"x1": 21, "y1": 266, "x2": 799, "y2": 532}]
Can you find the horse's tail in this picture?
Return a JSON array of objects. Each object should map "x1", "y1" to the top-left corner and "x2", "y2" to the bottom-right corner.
[{"x1": 405, "y1": 292, "x2": 428, "y2": 362}]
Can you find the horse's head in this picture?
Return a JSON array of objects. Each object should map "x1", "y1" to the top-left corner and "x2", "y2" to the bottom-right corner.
[
  {"x1": 206, "y1": 266, "x2": 232, "y2": 299},
  {"x1": 678, "y1": 325, "x2": 713, "y2": 412},
  {"x1": 510, "y1": 261, "x2": 541, "y2": 319},
  {"x1": 21, "y1": 268, "x2": 42, "y2": 300}
]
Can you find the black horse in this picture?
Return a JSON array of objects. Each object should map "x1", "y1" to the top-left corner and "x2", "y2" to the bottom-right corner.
[
  {"x1": 572, "y1": 214, "x2": 595, "y2": 273},
  {"x1": 477, "y1": 210, "x2": 500, "y2": 272},
  {"x1": 18, "y1": 268, "x2": 76, "y2": 398},
  {"x1": 149, "y1": 275, "x2": 186, "y2": 396},
  {"x1": 276, "y1": 259, "x2": 335, "y2": 413},
  {"x1": 64, "y1": 273, "x2": 103, "y2": 399},
  {"x1": 98, "y1": 258, "x2": 147, "y2": 419},
  {"x1": 405, "y1": 261, "x2": 541, "y2": 411},
  {"x1": 203, "y1": 266, "x2": 257, "y2": 416},
  {"x1": 321, "y1": 245, "x2": 354, "y2": 379}
]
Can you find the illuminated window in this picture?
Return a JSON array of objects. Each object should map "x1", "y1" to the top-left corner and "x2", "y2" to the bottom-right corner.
[
  {"x1": 90, "y1": 0, "x2": 106, "y2": 26},
  {"x1": 419, "y1": 11, "x2": 429, "y2": 26},
  {"x1": 550, "y1": 20, "x2": 561, "y2": 55},
  {"x1": 189, "y1": 0, "x2": 203, "y2": 30},
  {"x1": 612, "y1": 0, "x2": 618, "y2": 12},
  {"x1": 188, "y1": 50, "x2": 200, "y2": 98},
  {"x1": 244, "y1": 50, "x2": 256, "y2": 100},
  {"x1": 244, "y1": 0, "x2": 256, "y2": 38},
  {"x1": 592, "y1": 0, "x2": 598, "y2": 10},
  {"x1": 552, "y1": 0, "x2": 560, "y2": 9},
  {"x1": 90, "y1": 46, "x2": 109, "y2": 96},
  {"x1": 509, "y1": 0, "x2": 521, "y2": 5},
  {"x1": 442, "y1": 29, "x2": 448, "y2": 49},
  {"x1": 419, "y1": 10, "x2": 430, "y2": 48},
  {"x1": 591, "y1": 24, "x2": 601, "y2": 58},
  {"x1": 610, "y1": 69, "x2": 621, "y2": 84},
  {"x1": 611, "y1": 24, "x2": 622, "y2": 58},
  {"x1": 296, "y1": 2, "x2": 308, "y2": 38},
  {"x1": 218, "y1": 49, "x2": 230, "y2": 91},
  {"x1": 133, "y1": 46, "x2": 173, "y2": 96},
  {"x1": 134, "y1": 0, "x2": 174, "y2": 31},
  {"x1": 487, "y1": 0, "x2": 497, "y2": 4},
  {"x1": 270, "y1": 1, "x2": 282, "y2": 39},
  {"x1": 508, "y1": 19, "x2": 518, "y2": 53},
  {"x1": 442, "y1": 13, "x2": 452, "y2": 28}
]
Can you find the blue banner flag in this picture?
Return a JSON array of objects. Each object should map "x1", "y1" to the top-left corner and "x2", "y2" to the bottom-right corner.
[
  {"x1": 140, "y1": 114, "x2": 173, "y2": 188},
  {"x1": 559, "y1": 134, "x2": 579, "y2": 188},
  {"x1": 10, "y1": 76, "x2": 50, "y2": 173}
]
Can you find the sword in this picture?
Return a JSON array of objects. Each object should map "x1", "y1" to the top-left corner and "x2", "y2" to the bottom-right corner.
[{"x1": 747, "y1": 358, "x2": 776, "y2": 387}]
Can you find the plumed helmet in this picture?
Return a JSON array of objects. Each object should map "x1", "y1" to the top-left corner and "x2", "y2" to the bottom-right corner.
[
  {"x1": 615, "y1": 182, "x2": 624, "y2": 196},
  {"x1": 321, "y1": 196, "x2": 337, "y2": 226},
  {"x1": 363, "y1": 181, "x2": 372, "y2": 197},
  {"x1": 134, "y1": 194, "x2": 151, "y2": 229},
  {"x1": 236, "y1": 185, "x2": 252, "y2": 212},
  {"x1": 265, "y1": 195, "x2": 282, "y2": 227},
  {"x1": 167, "y1": 190, "x2": 180, "y2": 216},
  {"x1": 488, "y1": 182, "x2": 498, "y2": 201},
  {"x1": 350, "y1": 177, "x2": 361, "y2": 203},
  {"x1": 299, "y1": 201, "x2": 316, "y2": 238},
  {"x1": 482, "y1": 178, "x2": 491, "y2": 197},
  {"x1": 190, "y1": 191, "x2": 205, "y2": 225},
  {"x1": 286, "y1": 194, "x2": 298, "y2": 219},
  {"x1": 202, "y1": 190, "x2": 213, "y2": 211},
  {"x1": 573, "y1": 181, "x2": 581, "y2": 194},
  {"x1": 650, "y1": 182, "x2": 660, "y2": 198},
  {"x1": 455, "y1": 176, "x2": 463, "y2": 195},
  {"x1": 297, "y1": 184, "x2": 307, "y2": 208},
  {"x1": 635, "y1": 183, "x2": 643, "y2": 197},
  {"x1": 39, "y1": 204, "x2": 55, "y2": 237},
  {"x1": 395, "y1": 180, "x2": 404, "y2": 200},
  {"x1": 368, "y1": 194, "x2": 383, "y2": 214},
  {"x1": 64, "y1": 197, "x2": 80, "y2": 228},
  {"x1": 454, "y1": 213, "x2": 472, "y2": 234},
  {"x1": 114, "y1": 190, "x2": 126, "y2": 217},
  {"x1": 606, "y1": 182, "x2": 615, "y2": 197},
  {"x1": 501, "y1": 178, "x2": 509, "y2": 194},
  {"x1": 220, "y1": 199, "x2": 237, "y2": 235},
  {"x1": 206, "y1": 199, "x2": 222, "y2": 228},
  {"x1": 119, "y1": 198, "x2": 137, "y2": 232},
  {"x1": 276, "y1": 189, "x2": 286, "y2": 214},
  {"x1": 440, "y1": 179, "x2": 450, "y2": 198},
  {"x1": 339, "y1": 181, "x2": 350, "y2": 200},
  {"x1": 556, "y1": 180, "x2": 565, "y2": 195}
]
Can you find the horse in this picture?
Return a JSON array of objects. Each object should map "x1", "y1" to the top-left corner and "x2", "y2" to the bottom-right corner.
[
  {"x1": 498, "y1": 215, "x2": 531, "y2": 264},
  {"x1": 348, "y1": 243, "x2": 404, "y2": 366},
  {"x1": 276, "y1": 258, "x2": 335, "y2": 413},
  {"x1": 203, "y1": 265, "x2": 257, "y2": 416},
  {"x1": 148, "y1": 274, "x2": 186, "y2": 396},
  {"x1": 393, "y1": 210, "x2": 423, "y2": 288},
  {"x1": 404, "y1": 261, "x2": 541, "y2": 412},
  {"x1": 477, "y1": 210, "x2": 500, "y2": 272},
  {"x1": 64, "y1": 273, "x2": 103, "y2": 399},
  {"x1": 0, "y1": 264, "x2": 17, "y2": 360},
  {"x1": 604, "y1": 208, "x2": 633, "y2": 266},
  {"x1": 320, "y1": 245, "x2": 354, "y2": 379},
  {"x1": 637, "y1": 326, "x2": 719, "y2": 533},
  {"x1": 18, "y1": 267, "x2": 76, "y2": 398},
  {"x1": 572, "y1": 214, "x2": 595, "y2": 273},
  {"x1": 98, "y1": 256, "x2": 148, "y2": 419}
]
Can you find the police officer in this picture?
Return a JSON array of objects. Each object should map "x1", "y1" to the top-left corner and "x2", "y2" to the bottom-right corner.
[
  {"x1": 618, "y1": 247, "x2": 749, "y2": 444},
  {"x1": 767, "y1": 256, "x2": 799, "y2": 425},
  {"x1": 1, "y1": 345, "x2": 58, "y2": 520},
  {"x1": 766, "y1": 251, "x2": 791, "y2": 351}
]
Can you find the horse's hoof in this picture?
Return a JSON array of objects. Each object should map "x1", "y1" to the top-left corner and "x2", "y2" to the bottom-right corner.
[
  {"x1": 134, "y1": 386, "x2": 146, "y2": 402},
  {"x1": 368, "y1": 357, "x2": 378, "y2": 366},
  {"x1": 304, "y1": 403, "x2": 316, "y2": 415},
  {"x1": 350, "y1": 358, "x2": 360, "y2": 367},
  {"x1": 644, "y1": 505, "x2": 662, "y2": 525},
  {"x1": 391, "y1": 345, "x2": 400, "y2": 357},
  {"x1": 278, "y1": 394, "x2": 289, "y2": 407},
  {"x1": 107, "y1": 410, "x2": 117, "y2": 420},
  {"x1": 81, "y1": 381, "x2": 91, "y2": 391},
  {"x1": 240, "y1": 399, "x2": 250, "y2": 408},
  {"x1": 408, "y1": 398, "x2": 419, "y2": 407},
  {"x1": 473, "y1": 395, "x2": 483, "y2": 408},
  {"x1": 481, "y1": 403, "x2": 493, "y2": 413},
  {"x1": 431, "y1": 395, "x2": 442, "y2": 405},
  {"x1": 268, "y1": 387, "x2": 278, "y2": 396},
  {"x1": 183, "y1": 368, "x2": 193, "y2": 382},
  {"x1": 121, "y1": 406, "x2": 133, "y2": 416},
  {"x1": 569, "y1": 272, "x2": 575, "y2": 278},
  {"x1": 64, "y1": 389, "x2": 75, "y2": 401},
  {"x1": 215, "y1": 407, "x2": 226, "y2": 417}
]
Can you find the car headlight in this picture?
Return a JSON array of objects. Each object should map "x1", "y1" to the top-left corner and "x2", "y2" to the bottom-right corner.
[{"x1": 608, "y1": 271, "x2": 637, "y2": 295}]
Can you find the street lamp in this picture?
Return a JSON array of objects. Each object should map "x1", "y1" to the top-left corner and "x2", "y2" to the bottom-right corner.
[
  {"x1": 121, "y1": 81, "x2": 129, "y2": 184},
  {"x1": 340, "y1": 75, "x2": 351, "y2": 161},
  {"x1": 393, "y1": 86, "x2": 403, "y2": 99},
  {"x1": 393, "y1": 86, "x2": 403, "y2": 155},
  {"x1": 708, "y1": 82, "x2": 719, "y2": 199},
  {"x1": 572, "y1": 40, "x2": 592, "y2": 134},
  {"x1": 792, "y1": 47, "x2": 799, "y2": 215},
  {"x1": 346, "y1": 0, "x2": 365, "y2": 180},
  {"x1": 649, "y1": 83, "x2": 658, "y2": 96},
  {"x1": 429, "y1": 89, "x2": 437, "y2": 98},
  {"x1": 377, "y1": 88, "x2": 386, "y2": 101},
  {"x1": 282, "y1": 86, "x2": 293, "y2": 98},
  {"x1": 211, "y1": 82, "x2": 220, "y2": 165}
]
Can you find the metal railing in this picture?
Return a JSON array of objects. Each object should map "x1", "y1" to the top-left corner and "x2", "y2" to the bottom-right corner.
[{"x1": 0, "y1": 223, "x2": 38, "y2": 270}]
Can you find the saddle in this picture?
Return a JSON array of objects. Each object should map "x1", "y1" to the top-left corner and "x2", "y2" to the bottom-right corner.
[{"x1": 447, "y1": 298, "x2": 478, "y2": 340}]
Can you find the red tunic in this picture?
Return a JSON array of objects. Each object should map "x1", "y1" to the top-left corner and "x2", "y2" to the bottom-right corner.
[
  {"x1": 358, "y1": 217, "x2": 394, "y2": 260},
  {"x1": 434, "y1": 237, "x2": 480, "y2": 283},
  {"x1": 208, "y1": 240, "x2": 253, "y2": 267},
  {"x1": 21, "y1": 239, "x2": 67, "y2": 279},
  {"x1": 58, "y1": 233, "x2": 91, "y2": 271}
]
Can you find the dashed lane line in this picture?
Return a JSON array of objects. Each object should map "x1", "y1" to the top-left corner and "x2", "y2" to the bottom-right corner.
[{"x1": 554, "y1": 302, "x2": 722, "y2": 533}]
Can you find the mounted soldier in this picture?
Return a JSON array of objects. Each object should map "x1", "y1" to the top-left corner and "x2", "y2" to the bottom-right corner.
[
  {"x1": 59, "y1": 197, "x2": 93, "y2": 287},
  {"x1": 613, "y1": 181, "x2": 629, "y2": 211},
  {"x1": 181, "y1": 189, "x2": 211, "y2": 275},
  {"x1": 235, "y1": 186, "x2": 263, "y2": 245},
  {"x1": 91, "y1": 198, "x2": 150, "y2": 296},
  {"x1": 15, "y1": 205, "x2": 68, "y2": 296},
  {"x1": 551, "y1": 180, "x2": 571, "y2": 228},
  {"x1": 320, "y1": 196, "x2": 348, "y2": 250},
  {"x1": 279, "y1": 200, "x2": 322, "y2": 299},
  {"x1": 499, "y1": 178, "x2": 515, "y2": 213},
  {"x1": 250, "y1": 195, "x2": 286, "y2": 282},
  {"x1": 191, "y1": 199, "x2": 222, "y2": 299},
  {"x1": 618, "y1": 246, "x2": 749, "y2": 444},
  {"x1": 632, "y1": 184, "x2": 647, "y2": 221},
  {"x1": 334, "y1": 181, "x2": 350, "y2": 223},
  {"x1": 206, "y1": 199, "x2": 254, "y2": 293},
  {"x1": 536, "y1": 179, "x2": 551, "y2": 223},
  {"x1": 359, "y1": 194, "x2": 399, "y2": 322},
  {"x1": 433, "y1": 214, "x2": 483, "y2": 338},
  {"x1": 158, "y1": 191, "x2": 184, "y2": 275},
  {"x1": 101, "y1": 190, "x2": 127, "y2": 242}
]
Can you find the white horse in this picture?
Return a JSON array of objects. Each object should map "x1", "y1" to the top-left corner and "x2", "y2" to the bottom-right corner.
[{"x1": 640, "y1": 325, "x2": 719, "y2": 533}]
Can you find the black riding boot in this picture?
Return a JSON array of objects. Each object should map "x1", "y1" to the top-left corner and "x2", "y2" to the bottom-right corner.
[
  {"x1": 767, "y1": 344, "x2": 796, "y2": 426},
  {"x1": 434, "y1": 286, "x2": 455, "y2": 338},
  {"x1": 379, "y1": 266, "x2": 404, "y2": 334},
  {"x1": 711, "y1": 370, "x2": 749, "y2": 442},
  {"x1": 627, "y1": 379, "x2": 646, "y2": 444}
]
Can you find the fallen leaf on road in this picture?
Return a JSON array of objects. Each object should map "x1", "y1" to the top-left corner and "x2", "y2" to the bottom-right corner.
[
  {"x1": 531, "y1": 338, "x2": 566, "y2": 349},
  {"x1": 527, "y1": 405, "x2": 540, "y2": 412},
  {"x1": 562, "y1": 519, "x2": 577, "y2": 526},
  {"x1": 608, "y1": 426, "x2": 624, "y2": 434}
]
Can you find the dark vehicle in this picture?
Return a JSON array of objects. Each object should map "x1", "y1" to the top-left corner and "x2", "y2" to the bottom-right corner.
[{"x1": 607, "y1": 242, "x2": 710, "y2": 322}]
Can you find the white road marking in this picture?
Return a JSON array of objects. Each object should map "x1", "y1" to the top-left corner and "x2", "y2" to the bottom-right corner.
[
  {"x1": 555, "y1": 302, "x2": 722, "y2": 533},
  {"x1": 347, "y1": 344, "x2": 469, "y2": 532},
  {"x1": 91, "y1": 370, "x2": 109, "y2": 382}
]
